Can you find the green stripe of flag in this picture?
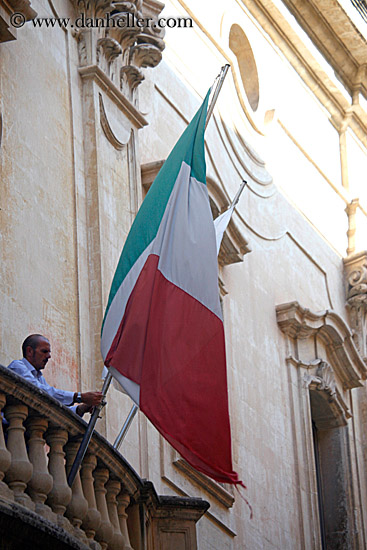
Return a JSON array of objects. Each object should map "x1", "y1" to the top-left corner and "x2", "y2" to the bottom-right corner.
[{"x1": 102, "y1": 90, "x2": 210, "y2": 331}]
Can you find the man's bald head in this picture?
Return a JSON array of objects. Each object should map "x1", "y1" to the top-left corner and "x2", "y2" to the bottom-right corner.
[
  {"x1": 22, "y1": 334, "x2": 49, "y2": 357},
  {"x1": 22, "y1": 334, "x2": 51, "y2": 371}
]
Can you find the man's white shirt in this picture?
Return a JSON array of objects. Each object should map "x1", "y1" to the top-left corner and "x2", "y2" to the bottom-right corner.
[{"x1": 7, "y1": 357, "x2": 76, "y2": 410}]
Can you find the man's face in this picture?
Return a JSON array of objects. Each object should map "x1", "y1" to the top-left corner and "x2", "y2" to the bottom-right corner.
[{"x1": 27, "y1": 338, "x2": 51, "y2": 371}]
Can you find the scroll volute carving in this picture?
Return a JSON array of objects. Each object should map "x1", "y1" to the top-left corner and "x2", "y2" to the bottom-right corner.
[{"x1": 344, "y1": 251, "x2": 367, "y2": 360}]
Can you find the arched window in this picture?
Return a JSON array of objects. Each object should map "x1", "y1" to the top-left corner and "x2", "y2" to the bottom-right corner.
[{"x1": 229, "y1": 24, "x2": 259, "y2": 111}]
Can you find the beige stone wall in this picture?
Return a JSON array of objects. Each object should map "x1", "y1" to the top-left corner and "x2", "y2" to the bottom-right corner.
[
  {"x1": 1, "y1": 0, "x2": 367, "y2": 548},
  {"x1": 0, "y1": 0, "x2": 81, "y2": 391}
]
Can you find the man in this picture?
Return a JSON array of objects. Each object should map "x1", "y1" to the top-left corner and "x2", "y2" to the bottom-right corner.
[{"x1": 7, "y1": 334, "x2": 102, "y2": 416}]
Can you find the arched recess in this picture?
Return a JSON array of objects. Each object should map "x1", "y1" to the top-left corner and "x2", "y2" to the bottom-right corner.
[{"x1": 276, "y1": 301, "x2": 366, "y2": 549}]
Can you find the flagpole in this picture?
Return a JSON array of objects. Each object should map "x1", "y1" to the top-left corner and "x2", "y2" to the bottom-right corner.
[
  {"x1": 230, "y1": 180, "x2": 247, "y2": 208},
  {"x1": 205, "y1": 64, "x2": 230, "y2": 130},
  {"x1": 67, "y1": 371, "x2": 112, "y2": 487},
  {"x1": 113, "y1": 403, "x2": 139, "y2": 450}
]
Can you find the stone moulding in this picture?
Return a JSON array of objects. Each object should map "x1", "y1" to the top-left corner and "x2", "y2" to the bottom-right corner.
[
  {"x1": 280, "y1": 0, "x2": 367, "y2": 99},
  {"x1": 79, "y1": 64, "x2": 148, "y2": 129},
  {"x1": 99, "y1": 92, "x2": 130, "y2": 149},
  {"x1": 276, "y1": 301, "x2": 367, "y2": 389},
  {"x1": 173, "y1": 457, "x2": 235, "y2": 509},
  {"x1": 0, "y1": 0, "x2": 37, "y2": 42}
]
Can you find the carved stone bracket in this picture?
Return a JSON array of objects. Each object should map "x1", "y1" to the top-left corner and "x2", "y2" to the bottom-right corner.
[
  {"x1": 276, "y1": 301, "x2": 367, "y2": 389},
  {"x1": 344, "y1": 251, "x2": 367, "y2": 361},
  {"x1": 74, "y1": 0, "x2": 165, "y2": 96}
]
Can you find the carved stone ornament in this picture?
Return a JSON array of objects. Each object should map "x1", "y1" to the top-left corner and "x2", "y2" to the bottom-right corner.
[
  {"x1": 313, "y1": 361, "x2": 336, "y2": 396},
  {"x1": 301, "y1": 360, "x2": 351, "y2": 428},
  {"x1": 276, "y1": 301, "x2": 367, "y2": 389},
  {"x1": 74, "y1": 0, "x2": 165, "y2": 95},
  {"x1": 344, "y1": 251, "x2": 367, "y2": 360}
]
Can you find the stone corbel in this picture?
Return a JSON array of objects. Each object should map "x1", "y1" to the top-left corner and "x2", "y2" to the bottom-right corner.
[
  {"x1": 97, "y1": 37, "x2": 122, "y2": 64},
  {"x1": 344, "y1": 250, "x2": 367, "y2": 361},
  {"x1": 0, "y1": 0, "x2": 37, "y2": 43},
  {"x1": 120, "y1": 65, "x2": 145, "y2": 90}
]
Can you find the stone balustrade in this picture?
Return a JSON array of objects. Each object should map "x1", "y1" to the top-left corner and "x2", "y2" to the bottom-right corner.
[{"x1": 0, "y1": 365, "x2": 209, "y2": 550}]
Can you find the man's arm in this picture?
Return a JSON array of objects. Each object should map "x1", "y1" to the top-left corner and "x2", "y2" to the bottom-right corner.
[{"x1": 8, "y1": 360, "x2": 102, "y2": 412}]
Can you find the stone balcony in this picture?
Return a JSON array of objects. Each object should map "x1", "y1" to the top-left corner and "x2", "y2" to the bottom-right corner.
[{"x1": 0, "y1": 365, "x2": 209, "y2": 550}]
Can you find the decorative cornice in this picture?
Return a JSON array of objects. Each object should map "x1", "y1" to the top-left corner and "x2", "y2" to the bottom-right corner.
[
  {"x1": 0, "y1": 0, "x2": 37, "y2": 43},
  {"x1": 74, "y1": 0, "x2": 165, "y2": 94},
  {"x1": 79, "y1": 64, "x2": 148, "y2": 128},
  {"x1": 276, "y1": 301, "x2": 367, "y2": 389},
  {"x1": 235, "y1": 0, "x2": 367, "y2": 145},
  {"x1": 280, "y1": 0, "x2": 367, "y2": 98}
]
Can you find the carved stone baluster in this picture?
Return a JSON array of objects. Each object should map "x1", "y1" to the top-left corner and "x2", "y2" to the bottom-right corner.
[
  {"x1": 4, "y1": 401, "x2": 34, "y2": 509},
  {"x1": 25, "y1": 414, "x2": 54, "y2": 520},
  {"x1": 117, "y1": 493, "x2": 134, "y2": 550},
  {"x1": 81, "y1": 453, "x2": 101, "y2": 540},
  {"x1": 0, "y1": 393, "x2": 13, "y2": 501},
  {"x1": 94, "y1": 467, "x2": 113, "y2": 550},
  {"x1": 106, "y1": 479, "x2": 125, "y2": 549},
  {"x1": 46, "y1": 427, "x2": 72, "y2": 530},
  {"x1": 65, "y1": 440, "x2": 89, "y2": 542}
]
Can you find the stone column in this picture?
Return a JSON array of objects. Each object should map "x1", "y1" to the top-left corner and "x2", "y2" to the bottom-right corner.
[
  {"x1": 45, "y1": 427, "x2": 72, "y2": 530},
  {"x1": 106, "y1": 479, "x2": 125, "y2": 550},
  {"x1": 117, "y1": 492, "x2": 134, "y2": 550},
  {"x1": 4, "y1": 401, "x2": 34, "y2": 509},
  {"x1": 94, "y1": 467, "x2": 113, "y2": 549},
  {"x1": 25, "y1": 414, "x2": 54, "y2": 520},
  {"x1": 81, "y1": 452, "x2": 101, "y2": 540},
  {"x1": 65, "y1": 440, "x2": 89, "y2": 542},
  {"x1": 0, "y1": 393, "x2": 13, "y2": 502}
]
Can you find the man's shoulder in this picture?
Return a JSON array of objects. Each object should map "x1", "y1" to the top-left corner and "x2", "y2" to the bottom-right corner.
[{"x1": 7, "y1": 358, "x2": 28, "y2": 371}]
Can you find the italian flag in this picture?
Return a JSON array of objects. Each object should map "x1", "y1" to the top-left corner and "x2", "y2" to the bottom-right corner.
[{"x1": 101, "y1": 91, "x2": 242, "y2": 486}]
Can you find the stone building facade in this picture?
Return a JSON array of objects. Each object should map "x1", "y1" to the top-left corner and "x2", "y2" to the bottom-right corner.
[{"x1": 1, "y1": 0, "x2": 367, "y2": 548}]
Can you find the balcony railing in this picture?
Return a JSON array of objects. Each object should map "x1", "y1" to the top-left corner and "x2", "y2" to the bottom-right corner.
[{"x1": 0, "y1": 365, "x2": 209, "y2": 550}]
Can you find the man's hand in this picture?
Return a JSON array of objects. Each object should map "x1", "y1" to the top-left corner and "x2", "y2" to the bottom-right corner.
[
  {"x1": 76, "y1": 403, "x2": 94, "y2": 417},
  {"x1": 81, "y1": 391, "x2": 103, "y2": 406}
]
